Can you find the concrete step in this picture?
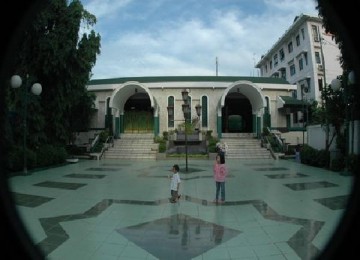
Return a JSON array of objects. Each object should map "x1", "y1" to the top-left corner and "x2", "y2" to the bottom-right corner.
[
  {"x1": 220, "y1": 134, "x2": 271, "y2": 159},
  {"x1": 103, "y1": 134, "x2": 157, "y2": 160}
]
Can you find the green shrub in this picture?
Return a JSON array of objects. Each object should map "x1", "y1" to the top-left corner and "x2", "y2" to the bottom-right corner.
[
  {"x1": 154, "y1": 136, "x2": 167, "y2": 153},
  {"x1": 331, "y1": 157, "x2": 345, "y2": 171},
  {"x1": 205, "y1": 130, "x2": 213, "y2": 140},
  {"x1": 6, "y1": 146, "x2": 37, "y2": 172},
  {"x1": 6, "y1": 144, "x2": 66, "y2": 173},
  {"x1": 91, "y1": 142, "x2": 104, "y2": 153},
  {"x1": 316, "y1": 149, "x2": 329, "y2": 167},
  {"x1": 158, "y1": 141, "x2": 166, "y2": 153},
  {"x1": 162, "y1": 131, "x2": 169, "y2": 141},
  {"x1": 208, "y1": 136, "x2": 219, "y2": 153},
  {"x1": 99, "y1": 130, "x2": 109, "y2": 143},
  {"x1": 36, "y1": 144, "x2": 67, "y2": 167}
]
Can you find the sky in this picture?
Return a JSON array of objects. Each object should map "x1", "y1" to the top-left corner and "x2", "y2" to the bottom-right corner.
[{"x1": 81, "y1": 0, "x2": 319, "y2": 80}]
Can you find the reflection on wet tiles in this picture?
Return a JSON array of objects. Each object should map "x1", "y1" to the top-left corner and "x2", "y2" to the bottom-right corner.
[
  {"x1": 314, "y1": 195, "x2": 349, "y2": 210},
  {"x1": 244, "y1": 163, "x2": 274, "y2": 166},
  {"x1": 33, "y1": 181, "x2": 87, "y2": 190},
  {"x1": 146, "y1": 175, "x2": 234, "y2": 181},
  {"x1": 33, "y1": 196, "x2": 327, "y2": 259},
  {"x1": 86, "y1": 167, "x2": 120, "y2": 171},
  {"x1": 11, "y1": 192, "x2": 54, "y2": 207},
  {"x1": 253, "y1": 167, "x2": 288, "y2": 171},
  {"x1": 288, "y1": 219, "x2": 324, "y2": 259},
  {"x1": 178, "y1": 167, "x2": 205, "y2": 174},
  {"x1": 64, "y1": 173, "x2": 106, "y2": 179},
  {"x1": 101, "y1": 163, "x2": 131, "y2": 166},
  {"x1": 117, "y1": 213, "x2": 241, "y2": 260},
  {"x1": 284, "y1": 181, "x2": 338, "y2": 191},
  {"x1": 265, "y1": 173, "x2": 308, "y2": 179}
]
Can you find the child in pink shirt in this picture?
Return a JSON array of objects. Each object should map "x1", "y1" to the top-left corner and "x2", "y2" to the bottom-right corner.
[{"x1": 213, "y1": 153, "x2": 228, "y2": 204}]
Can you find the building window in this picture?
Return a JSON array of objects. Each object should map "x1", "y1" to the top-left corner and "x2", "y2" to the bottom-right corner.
[
  {"x1": 273, "y1": 54, "x2": 278, "y2": 67},
  {"x1": 280, "y1": 69, "x2": 286, "y2": 80},
  {"x1": 168, "y1": 96, "x2": 174, "y2": 127},
  {"x1": 288, "y1": 41, "x2": 293, "y2": 53},
  {"x1": 299, "y1": 58, "x2": 303, "y2": 70},
  {"x1": 315, "y1": 52, "x2": 321, "y2": 64},
  {"x1": 269, "y1": 60, "x2": 273, "y2": 70},
  {"x1": 296, "y1": 34, "x2": 300, "y2": 46},
  {"x1": 312, "y1": 25, "x2": 320, "y2": 42},
  {"x1": 201, "y1": 96, "x2": 208, "y2": 128},
  {"x1": 304, "y1": 52, "x2": 308, "y2": 65},
  {"x1": 301, "y1": 28, "x2": 305, "y2": 40},
  {"x1": 290, "y1": 64, "x2": 296, "y2": 76},
  {"x1": 318, "y1": 78, "x2": 323, "y2": 91},
  {"x1": 279, "y1": 48, "x2": 285, "y2": 61}
]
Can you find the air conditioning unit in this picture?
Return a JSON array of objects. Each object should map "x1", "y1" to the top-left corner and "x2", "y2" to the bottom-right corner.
[{"x1": 317, "y1": 64, "x2": 323, "y2": 71}]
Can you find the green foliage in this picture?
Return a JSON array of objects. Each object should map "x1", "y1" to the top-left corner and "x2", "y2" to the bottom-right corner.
[
  {"x1": 301, "y1": 144, "x2": 329, "y2": 168},
  {"x1": 158, "y1": 142, "x2": 167, "y2": 153},
  {"x1": 330, "y1": 157, "x2": 345, "y2": 172},
  {"x1": 262, "y1": 127, "x2": 270, "y2": 136},
  {"x1": 205, "y1": 130, "x2": 213, "y2": 140},
  {"x1": 99, "y1": 130, "x2": 109, "y2": 143},
  {"x1": 6, "y1": 0, "x2": 101, "y2": 149},
  {"x1": 6, "y1": 144, "x2": 67, "y2": 172},
  {"x1": 91, "y1": 142, "x2": 104, "y2": 153},
  {"x1": 36, "y1": 144, "x2": 67, "y2": 167},
  {"x1": 154, "y1": 135, "x2": 167, "y2": 153},
  {"x1": 6, "y1": 146, "x2": 38, "y2": 172},
  {"x1": 207, "y1": 136, "x2": 219, "y2": 153},
  {"x1": 162, "y1": 131, "x2": 169, "y2": 141}
]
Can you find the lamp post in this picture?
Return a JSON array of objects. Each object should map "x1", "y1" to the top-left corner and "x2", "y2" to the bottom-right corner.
[
  {"x1": 167, "y1": 89, "x2": 201, "y2": 172},
  {"x1": 181, "y1": 89, "x2": 190, "y2": 172},
  {"x1": 10, "y1": 74, "x2": 42, "y2": 175},
  {"x1": 330, "y1": 71, "x2": 355, "y2": 175}
]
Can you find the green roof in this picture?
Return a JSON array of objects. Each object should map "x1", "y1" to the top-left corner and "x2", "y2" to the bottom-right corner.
[{"x1": 88, "y1": 76, "x2": 290, "y2": 85}]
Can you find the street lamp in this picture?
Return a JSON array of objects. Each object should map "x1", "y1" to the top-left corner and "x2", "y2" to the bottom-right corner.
[
  {"x1": 181, "y1": 88, "x2": 190, "y2": 172},
  {"x1": 330, "y1": 70, "x2": 355, "y2": 175},
  {"x1": 167, "y1": 89, "x2": 201, "y2": 172},
  {"x1": 10, "y1": 74, "x2": 42, "y2": 174}
]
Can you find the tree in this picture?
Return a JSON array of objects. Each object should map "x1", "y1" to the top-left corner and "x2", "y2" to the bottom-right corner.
[
  {"x1": 6, "y1": 0, "x2": 101, "y2": 150},
  {"x1": 315, "y1": 1, "x2": 360, "y2": 163}
]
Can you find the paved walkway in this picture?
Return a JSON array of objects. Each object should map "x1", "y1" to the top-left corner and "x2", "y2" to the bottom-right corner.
[{"x1": 7, "y1": 158, "x2": 353, "y2": 260}]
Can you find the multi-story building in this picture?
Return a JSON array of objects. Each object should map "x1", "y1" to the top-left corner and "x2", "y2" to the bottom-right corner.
[{"x1": 255, "y1": 13, "x2": 342, "y2": 128}]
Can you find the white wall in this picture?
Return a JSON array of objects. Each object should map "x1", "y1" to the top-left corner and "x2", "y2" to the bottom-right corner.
[{"x1": 307, "y1": 124, "x2": 337, "y2": 151}]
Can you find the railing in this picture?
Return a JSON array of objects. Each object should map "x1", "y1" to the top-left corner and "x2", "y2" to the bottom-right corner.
[{"x1": 89, "y1": 135, "x2": 114, "y2": 160}]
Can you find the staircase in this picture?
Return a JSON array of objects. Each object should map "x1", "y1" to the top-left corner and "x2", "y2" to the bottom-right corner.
[
  {"x1": 221, "y1": 133, "x2": 271, "y2": 159},
  {"x1": 103, "y1": 133, "x2": 158, "y2": 160}
]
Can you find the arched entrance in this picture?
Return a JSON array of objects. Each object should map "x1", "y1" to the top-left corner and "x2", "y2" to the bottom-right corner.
[
  {"x1": 124, "y1": 92, "x2": 153, "y2": 133},
  {"x1": 218, "y1": 81, "x2": 266, "y2": 138},
  {"x1": 109, "y1": 82, "x2": 159, "y2": 137},
  {"x1": 222, "y1": 92, "x2": 252, "y2": 133}
]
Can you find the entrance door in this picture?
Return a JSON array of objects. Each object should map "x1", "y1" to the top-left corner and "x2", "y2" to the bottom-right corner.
[
  {"x1": 222, "y1": 93, "x2": 252, "y2": 133},
  {"x1": 124, "y1": 111, "x2": 153, "y2": 133},
  {"x1": 124, "y1": 93, "x2": 153, "y2": 133}
]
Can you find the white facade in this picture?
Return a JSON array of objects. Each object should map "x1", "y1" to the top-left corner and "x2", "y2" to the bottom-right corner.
[
  {"x1": 255, "y1": 14, "x2": 342, "y2": 104},
  {"x1": 86, "y1": 76, "x2": 296, "y2": 138}
]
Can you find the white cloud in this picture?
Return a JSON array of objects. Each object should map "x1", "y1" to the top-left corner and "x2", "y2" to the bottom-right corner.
[{"x1": 83, "y1": 0, "x2": 319, "y2": 79}]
